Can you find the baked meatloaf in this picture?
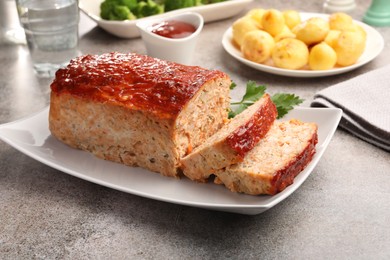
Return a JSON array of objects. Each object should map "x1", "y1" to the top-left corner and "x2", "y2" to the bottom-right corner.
[
  {"x1": 49, "y1": 52, "x2": 231, "y2": 177},
  {"x1": 214, "y1": 119, "x2": 318, "y2": 195},
  {"x1": 180, "y1": 94, "x2": 277, "y2": 182}
]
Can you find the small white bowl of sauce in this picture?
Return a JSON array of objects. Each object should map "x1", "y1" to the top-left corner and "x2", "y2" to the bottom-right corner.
[{"x1": 136, "y1": 12, "x2": 204, "y2": 65}]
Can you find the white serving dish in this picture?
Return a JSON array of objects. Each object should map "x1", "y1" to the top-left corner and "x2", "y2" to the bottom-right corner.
[
  {"x1": 136, "y1": 12, "x2": 204, "y2": 65},
  {"x1": 0, "y1": 107, "x2": 342, "y2": 215},
  {"x1": 79, "y1": 0, "x2": 253, "y2": 38},
  {"x1": 222, "y1": 12, "x2": 384, "y2": 78}
]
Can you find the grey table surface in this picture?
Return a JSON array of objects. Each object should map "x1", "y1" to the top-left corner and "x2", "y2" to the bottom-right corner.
[{"x1": 1, "y1": 0, "x2": 389, "y2": 259}]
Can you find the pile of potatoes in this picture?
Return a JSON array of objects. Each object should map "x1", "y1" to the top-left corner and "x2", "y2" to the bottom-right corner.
[{"x1": 232, "y1": 9, "x2": 367, "y2": 70}]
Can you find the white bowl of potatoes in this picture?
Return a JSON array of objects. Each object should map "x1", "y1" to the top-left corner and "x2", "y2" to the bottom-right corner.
[{"x1": 222, "y1": 9, "x2": 384, "y2": 77}]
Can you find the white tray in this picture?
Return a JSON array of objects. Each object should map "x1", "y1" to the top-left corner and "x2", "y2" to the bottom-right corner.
[{"x1": 0, "y1": 107, "x2": 342, "y2": 215}]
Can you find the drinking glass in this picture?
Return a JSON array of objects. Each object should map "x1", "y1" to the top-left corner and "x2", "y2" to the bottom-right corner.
[
  {"x1": 0, "y1": 0, "x2": 26, "y2": 45},
  {"x1": 16, "y1": 0, "x2": 80, "y2": 77}
]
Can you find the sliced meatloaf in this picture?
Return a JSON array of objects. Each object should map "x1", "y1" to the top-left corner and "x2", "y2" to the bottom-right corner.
[
  {"x1": 214, "y1": 119, "x2": 318, "y2": 195},
  {"x1": 180, "y1": 94, "x2": 277, "y2": 182},
  {"x1": 49, "y1": 52, "x2": 231, "y2": 177}
]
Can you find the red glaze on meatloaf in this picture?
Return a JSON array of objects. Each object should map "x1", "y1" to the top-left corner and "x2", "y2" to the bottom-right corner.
[
  {"x1": 269, "y1": 129, "x2": 318, "y2": 194},
  {"x1": 49, "y1": 52, "x2": 231, "y2": 177},
  {"x1": 180, "y1": 94, "x2": 277, "y2": 182},
  {"x1": 51, "y1": 52, "x2": 227, "y2": 119},
  {"x1": 214, "y1": 119, "x2": 318, "y2": 195},
  {"x1": 226, "y1": 94, "x2": 277, "y2": 157}
]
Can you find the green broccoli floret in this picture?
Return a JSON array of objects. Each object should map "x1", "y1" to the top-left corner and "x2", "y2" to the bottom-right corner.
[
  {"x1": 201, "y1": 0, "x2": 226, "y2": 4},
  {"x1": 112, "y1": 5, "x2": 136, "y2": 20},
  {"x1": 100, "y1": 0, "x2": 138, "y2": 20},
  {"x1": 100, "y1": 0, "x2": 224, "y2": 20},
  {"x1": 100, "y1": 0, "x2": 164, "y2": 20},
  {"x1": 134, "y1": 0, "x2": 164, "y2": 18},
  {"x1": 195, "y1": 0, "x2": 203, "y2": 6},
  {"x1": 164, "y1": 0, "x2": 199, "y2": 12}
]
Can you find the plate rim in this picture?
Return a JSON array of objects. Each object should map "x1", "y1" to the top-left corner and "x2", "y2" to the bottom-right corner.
[
  {"x1": 222, "y1": 12, "x2": 385, "y2": 78},
  {"x1": 0, "y1": 106, "x2": 342, "y2": 215}
]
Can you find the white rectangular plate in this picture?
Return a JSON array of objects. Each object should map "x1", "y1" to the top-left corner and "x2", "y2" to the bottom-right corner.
[
  {"x1": 79, "y1": 0, "x2": 254, "y2": 38},
  {"x1": 0, "y1": 107, "x2": 341, "y2": 215}
]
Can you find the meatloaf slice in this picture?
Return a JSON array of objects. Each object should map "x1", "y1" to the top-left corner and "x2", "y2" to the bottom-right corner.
[
  {"x1": 214, "y1": 119, "x2": 318, "y2": 195},
  {"x1": 180, "y1": 94, "x2": 277, "y2": 182},
  {"x1": 49, "y1": 52, "x2": 231, "y2": 177}
]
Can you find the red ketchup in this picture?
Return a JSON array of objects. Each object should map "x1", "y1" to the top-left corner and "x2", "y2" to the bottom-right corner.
[{"x1": 150, "y1": 20, "x2": 196, "y2": 39}]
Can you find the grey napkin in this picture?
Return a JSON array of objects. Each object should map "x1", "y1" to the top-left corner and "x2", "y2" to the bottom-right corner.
[{"x1": 311, "y1": 65, "x2": 390, "y2": 152}]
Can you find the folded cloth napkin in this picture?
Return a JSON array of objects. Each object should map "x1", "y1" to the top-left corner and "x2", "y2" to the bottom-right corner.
[{"x1": 311, "y1": 65, "x2": 390, "y2": 152}]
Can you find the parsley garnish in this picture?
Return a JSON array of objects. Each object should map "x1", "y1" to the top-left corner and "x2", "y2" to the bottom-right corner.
[
  {"x1": 229, "y1": 81, "x2": 304, "y2": 119},
  {"x1": 271, "y1": 93, "x2": 304, "y2": 119}
]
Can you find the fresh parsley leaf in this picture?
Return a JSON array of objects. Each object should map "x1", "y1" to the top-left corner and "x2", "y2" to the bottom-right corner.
[
  {"x1": 240, "y1": 81, "x2": 267, "y2": 104},
  {"x1": 229, "y1": 103, "x2": 247, "y2": 118},
  {"x1": 271, "y1": 93, "x2": 304, "y2": 119},
  {"x1": 229, "y1": 81, "x2": 304, "y2": 119},
  {"x1": 229, "y1": 81, "x2": 267, "y2": 118},
  {"x1": 230, "y1": 81, "x2": 237, "y2": 90}
]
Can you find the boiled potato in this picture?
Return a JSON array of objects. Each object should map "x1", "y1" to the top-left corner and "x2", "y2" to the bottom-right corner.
[
  {"x1": 283, "y1": 10, "x2": 301, "y2": 30},
  {"x1": 232, "y1": 16, "x2": 259, "y2": 47},
  {"x1": 329, "y1": 13, "x2": 366, "y2": 41},
  {"x1": 241, "y1": 30, "x2": 275, "y2": 63},
  {"x1": 291, "y1": 22, "x2": 303, "y2": 35},
  {"x1": 324, "y1": 30, "x2": 341, "y2": 47},
  {"x1": 309, "y1": 42, "x2": 337, "y2": 70},
  {"x1": 272, "y1": 38, "x2": 309, "y2": 69},
  {"x1": 350, "y1": 24, "x2": 367, "y2": 41},
  {"x1": 262, "y1": 9, "x2": 285, "y2": 36},
  {"x1": 274, "y1": 25, "x2": 295, "y2": 42},
  {"x1": 333, "y1": 31, "x2": 366, "y2": 66},
  {"x1": 295, "y1": 17, "x2": 329, "y2": 45},
  {"x1": 246, "y1": 8, "x2": 266, "y2": 28},
  {"x1": 329, "y1": 12, "x2": 354, "y2": 31},
  {"x1": 234, "y1": 9, "x2": 367, "y2": 71}
]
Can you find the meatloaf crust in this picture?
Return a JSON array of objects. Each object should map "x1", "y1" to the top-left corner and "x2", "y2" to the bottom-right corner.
[
  {"x1": 49, "y1": 52, "x2": 231, "y2": 177},
  {"x1": 214, "y1": 119, "x2": 318, "y2": 195},
  {"x1": 180, "y1": 94, "x2": 277, "y2": 182}
]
